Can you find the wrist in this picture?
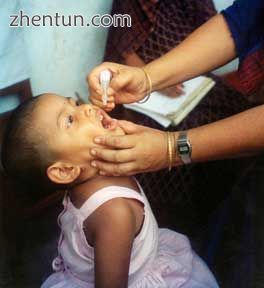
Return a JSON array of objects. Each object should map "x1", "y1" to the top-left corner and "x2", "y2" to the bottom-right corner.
[
  {"x1": 157, "y1": 131, "x2": 171, "y2": 170},
  {"x1": 143, "y1": 58, "x2": 182, "y2": 92},
  {"x1": 143, "y1": 64, "x2": 158, "y2": 92},
  {"x1": 137, "y1": 67, "x2": 152, "y2": 103}
]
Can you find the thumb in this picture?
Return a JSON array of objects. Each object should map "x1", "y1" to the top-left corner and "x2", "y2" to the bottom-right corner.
[
  {"x1": 117, "y1": 120, "x2": 144, "y2": 134},
  {"x1": 110, "y1": 71, "x2": 131, "y2": 93},
  {"x1": 88, "y1": 62, "x2": 120, "y2": 92}
]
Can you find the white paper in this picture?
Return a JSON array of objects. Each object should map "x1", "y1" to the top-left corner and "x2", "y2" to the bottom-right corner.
[
  {"x1": 124, "y1": 76, "x2": 215, "y2": 127},
  {"x1": 124, "y1": 104, "x2": 172, "y2": 127}
]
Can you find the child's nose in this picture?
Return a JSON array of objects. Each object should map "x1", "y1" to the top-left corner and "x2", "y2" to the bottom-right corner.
[{"x1": 81, "y1": 105, "x2": 93, "y2": 117}]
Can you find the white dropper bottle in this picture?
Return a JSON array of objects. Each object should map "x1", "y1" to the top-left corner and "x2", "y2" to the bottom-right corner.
[{"x1": 100, "y1": 70, "x2": 111, "y2": 106}]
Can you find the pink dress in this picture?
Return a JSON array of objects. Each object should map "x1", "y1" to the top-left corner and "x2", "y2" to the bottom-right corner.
[{"x1": 41, "y1": 184, "x2": 218, "y2": 288}]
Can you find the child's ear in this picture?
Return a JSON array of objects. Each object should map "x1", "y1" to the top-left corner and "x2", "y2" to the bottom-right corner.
[{"x1": 47, "y1": 162, "x2": 81, "y2": 184}]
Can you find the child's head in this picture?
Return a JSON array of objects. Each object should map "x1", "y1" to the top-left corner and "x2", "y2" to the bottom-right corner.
[{"x1": 1, "y1": 93, "x2": 123, "y2": 191}]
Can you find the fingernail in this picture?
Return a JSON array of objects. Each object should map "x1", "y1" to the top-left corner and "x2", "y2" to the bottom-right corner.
[
  {"x1": 91, "y1": 149, "x2": 96, "y2": 156},
  {"x1": 99, "y1": 171, "x2": 106, "y2": 175},
  {"x1": 94, "y1": 137, "x2": 101, "y2": 144},
  {"x1": 91, "y1": 161, "x2": 97, "y2": 167}
]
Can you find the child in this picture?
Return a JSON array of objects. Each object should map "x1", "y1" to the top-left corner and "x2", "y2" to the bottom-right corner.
[{"x1": 1, "y1": 93, "x2": 218, "y2": 288}]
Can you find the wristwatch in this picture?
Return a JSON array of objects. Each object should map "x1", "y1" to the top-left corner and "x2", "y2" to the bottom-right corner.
[{"x1": 177, "y1": 131, "x2": 192, "y2": 164}]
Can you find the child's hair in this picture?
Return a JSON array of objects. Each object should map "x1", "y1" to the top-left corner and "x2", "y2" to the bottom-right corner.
[{"x1": 1, "y1": 96, "x2": 64, "y2": 192}]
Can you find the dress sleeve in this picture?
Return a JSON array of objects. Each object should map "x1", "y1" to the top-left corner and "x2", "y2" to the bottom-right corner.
[{"x1": 221, "y1": 0, "x2": 264, "y2": 61}]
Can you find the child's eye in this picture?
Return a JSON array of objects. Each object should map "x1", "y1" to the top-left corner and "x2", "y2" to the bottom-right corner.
[{"x1": 66, "y1": 115, "x2": 74, "y2": 128}]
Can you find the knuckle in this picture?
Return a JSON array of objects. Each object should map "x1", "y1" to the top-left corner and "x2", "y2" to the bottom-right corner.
[
  {"x1": 91, "y1": 100, "x2": 101, "y2": 108},
  {"x1": 112, "y1": 137, "x2": 121, "y2": 147},
  {"x1": 99, "y1": 163, "x2": 110, "y2": 172},
  {"x1": 94, "y1": 149, "x2": 101, "y2": 157},
  {"x1": 113, "y1": 164, "x2": 122, "y2": 175},
  {"x1": 125, "y1": 165, "x2": 135, "y2": 176},
  {"x1": 98, "y1": 137, "x2": 106, "y2": 145},
  {"x1": 122, "y1": 167, "x2": 130, "y2": 176},
  {"x1": 112, "y1": 152, "x2": 119, "y2": 163}
]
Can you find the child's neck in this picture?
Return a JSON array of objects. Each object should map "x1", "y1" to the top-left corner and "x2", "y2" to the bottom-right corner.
[{"x1": 69, "y1": 175, "x2": 140, "y2": 209}]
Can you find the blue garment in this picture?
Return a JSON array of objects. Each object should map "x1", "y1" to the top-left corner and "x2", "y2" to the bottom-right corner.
[
  {"x1": 222, "y1": 0, "x2": 264, "y2": 61},
  {"x1": 222, "y1": 0, "x2": 264, "y2": 94}
]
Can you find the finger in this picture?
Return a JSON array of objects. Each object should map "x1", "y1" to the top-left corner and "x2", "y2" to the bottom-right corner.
[
  {"x1": 106, "y1": 87, "x2": 115, "y2": 97},
  {"x1": 117, "y1": 120, "x2": 144, "y2": 134},
  {"x1": 89, "y1": 88, "x2": 103, "y2": 102},
  {"x1": 96, "y1": 102, "x2": 115, "y2": 112},
  {"x1": 106, "y1": 95, "x2": 115, "y2": 102},
  {"x1": 90, "y1": 95, "x2": 115, "y2": 111},
  {"x1": 98, "y1": 100, "x2": 115, "y2": 111},
  {"x1": 87, "y1": 62, "x2": 120, "y2": 92},
  {"x1": 89, "y1": 86, "x2": 115, "y2": 101},
  {"x1": 110, "y1": 72, "x2": 131, "y2": 93},
  {"x1": 88, "y1": 74, "x2": 102, "y2": 93},
  {"x1": 91, "y1": 161, "x2": 137, "y2": 176},
  {"x1": 94, "y1": 134, "x2": 135, "y2": 149},
  {"x1": 175, "y1": 84, "x2": 185, "y2": 95},
  {"x1": 90, "y1": 85, "x2": 115, "y2": 100},
  {"x1": 90, "y1": 148, "x2": 134, "y2": 163},
  {"x1": 105, "y1": 102, "x2": 115, "y2": 111},
  {"x1": 103, "y1": 62, "x2": 120, "y2": 77},
  {"x1": 89, "y1": 97, "x2": 104, "y2": 109}
]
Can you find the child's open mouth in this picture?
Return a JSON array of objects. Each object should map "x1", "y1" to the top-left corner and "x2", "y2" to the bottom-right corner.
[{"x1": 97, "y1": 109, "x2": 116, "y2": 130}]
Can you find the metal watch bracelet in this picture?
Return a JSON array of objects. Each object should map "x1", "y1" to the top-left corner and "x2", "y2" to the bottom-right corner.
[{"x1": 176, "y1": 131, "x2": 192, "y2": 164}]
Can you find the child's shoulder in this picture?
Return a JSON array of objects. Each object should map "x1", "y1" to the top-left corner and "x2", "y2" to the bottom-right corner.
[{"x1": 70, "y1": 176, "x2": 144, "y2": 246}]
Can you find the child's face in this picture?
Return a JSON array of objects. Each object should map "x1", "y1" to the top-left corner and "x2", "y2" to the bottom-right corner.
[{"x1": 34, "y1": 94, "x2": 123, "y2": 166}]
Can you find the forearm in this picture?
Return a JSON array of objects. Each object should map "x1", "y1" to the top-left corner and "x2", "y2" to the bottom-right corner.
[
  {"x1": 144, "y1": 14, "x2": 236, "y2": 91},
  {"x1": 174, "y1": 105, "x2": 264, "y2": 166}
]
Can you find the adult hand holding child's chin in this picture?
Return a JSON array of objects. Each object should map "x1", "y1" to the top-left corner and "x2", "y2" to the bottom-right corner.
[{"x1": 91, "y1": 120, "x2": 168, "y2": 176}]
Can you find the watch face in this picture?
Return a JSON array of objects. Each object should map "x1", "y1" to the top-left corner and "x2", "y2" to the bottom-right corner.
[
  {"x1": 177, "y1": 133, "x2": 192, "y2": 163},
  {"x1": 179, "y1": 144, "x2": 189, "y2": 154}
]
